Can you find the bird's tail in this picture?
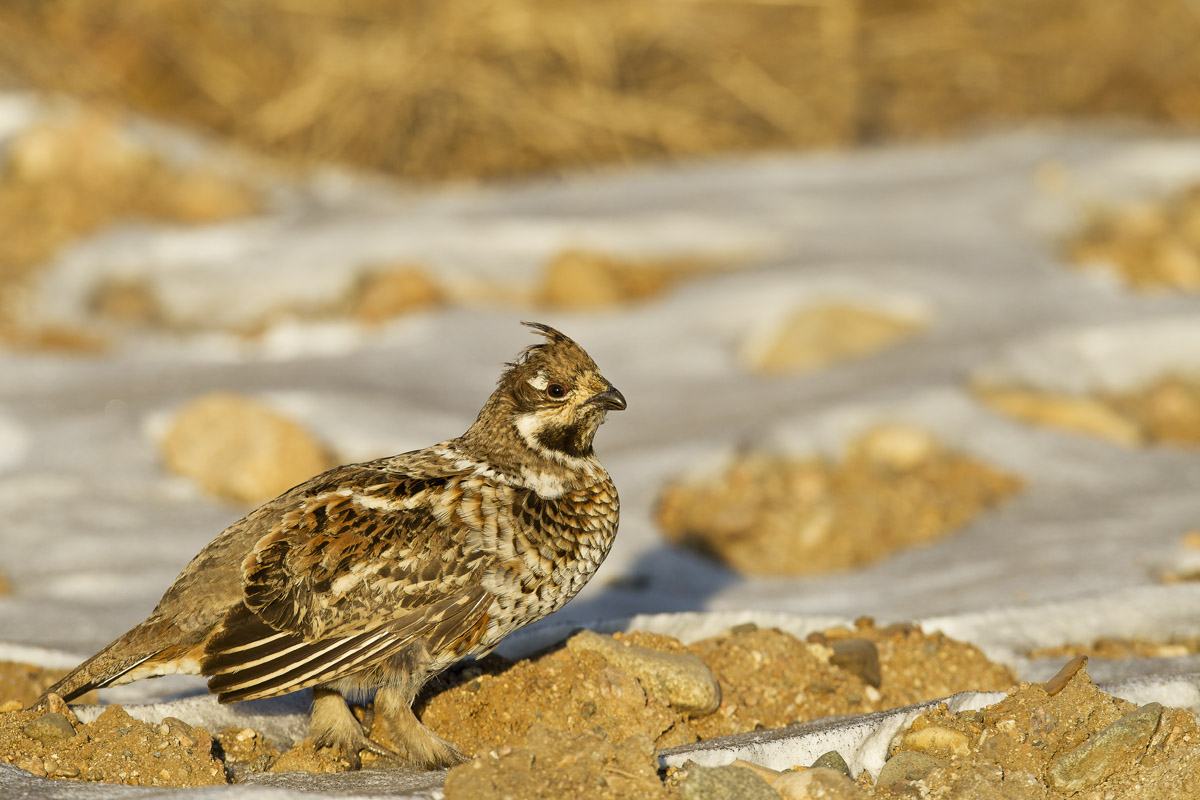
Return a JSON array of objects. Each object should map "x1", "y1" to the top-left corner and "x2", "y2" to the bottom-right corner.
[{"x1": 36, "y1": 618, "x2": 196, "y2": 706}]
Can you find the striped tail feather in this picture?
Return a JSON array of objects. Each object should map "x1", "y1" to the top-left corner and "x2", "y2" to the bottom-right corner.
[{"x1": 202, "y1": 589, "x2": 492, "y2": 704}]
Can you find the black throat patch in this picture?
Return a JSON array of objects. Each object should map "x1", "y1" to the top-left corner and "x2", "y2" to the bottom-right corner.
[{"x1": 536, "y1": 421, "x2": 593, "y2": 459}]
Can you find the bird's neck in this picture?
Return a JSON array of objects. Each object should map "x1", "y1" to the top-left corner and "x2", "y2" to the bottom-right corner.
[{"x1": 448, "y1": 426, "x2": 606, "y2": 500}]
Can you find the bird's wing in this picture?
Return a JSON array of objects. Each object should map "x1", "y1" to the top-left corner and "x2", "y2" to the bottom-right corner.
[{"x1": 201, "y1": 457, "x2": 501, "y2": 703}]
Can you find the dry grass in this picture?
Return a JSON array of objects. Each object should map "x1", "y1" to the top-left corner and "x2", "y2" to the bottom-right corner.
[{"x1": 1, "y1": 0, "x2": 1198, "y2": 182}]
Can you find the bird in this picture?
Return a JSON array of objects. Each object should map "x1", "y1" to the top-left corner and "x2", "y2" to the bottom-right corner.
[{"x1": 38, "y1": 321, "x2": 626, "y2": 770}]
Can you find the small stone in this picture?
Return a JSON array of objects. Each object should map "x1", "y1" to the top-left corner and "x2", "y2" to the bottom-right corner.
[
  {"x1": 16, "y1": 757, "x2": 46, "y2": 777},
  {"x1": 730, "y1": 758, "x2": 781, "y2": 784},
  {"x1": 1047, "y1": 702, "x2": 1163, "y2": 793},
  {"x1": 828, "y1": 638, "x2": 882, "y2": 688},
  {"x1": 0, "y1": 700, "x2": 23, "y2": 713},
  {"x1": 1041, "y1": 654, "x2": 1088, "y2": 696},
  {"x1": 352, "y1": 266, "x2": 441, "y2": 323},
  {"x1": 975, "y1": 388, "x2": 1142, "y2": 446},
  {"x1": 852, "y1": 424, "x2": 941, "y2": 471},
  {"x1": 902, "y1": 725, "x2": 971, "y2": 758},
  {"x1": 775, "y1": 767, "x2": 868, "y2": 800},
  {"x1": 876, "y1": 751, "x2": 948, "y2": 787},
  {"x1": 42, "y1": 692, "x2": 79, "y2": 725},
  {"x1": 744, "y1": 304, "x2": 923, "y2": 376},
  {"x1": 540, "y1": 251, "x2": 625, "y2": 309},
  {"x1": 566, "y1": 630, "x2": 721, "y2": 716},
  {"x1": 811, "y1": 750, "x2": 851, "y2": 776},
  {"x1": 676, "y1": 760, "x2": 780, "y2": 800},
  {"x1": 23, "y1": 711, "x2": 76, "y2": 744}
]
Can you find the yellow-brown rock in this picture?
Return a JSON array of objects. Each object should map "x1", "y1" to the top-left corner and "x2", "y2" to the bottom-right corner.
[
  {"x1": 745, "y1": 304, "x2": 923, "y2": 375},
  {"x1": 160, "y1": 393, "x2": 333, "y2": 504}
]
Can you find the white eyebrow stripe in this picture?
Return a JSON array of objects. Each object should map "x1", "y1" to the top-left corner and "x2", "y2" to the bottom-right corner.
[{"x1": 527, "y1": 372, "x2": 549, "y2": 391}]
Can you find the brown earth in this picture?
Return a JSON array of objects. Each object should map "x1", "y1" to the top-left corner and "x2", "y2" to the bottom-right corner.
[
  {"x1": 1030, "y1": 636, "x2": 1200, "y2": 661},
  {"x1": 656, "y1": 426, "x2": 1024, "y2": 576},
  {"x1": 977, "y1": 374, "x2": 1200, "y2": 448},
  {"x1": 3, "y1": 627, "x2": 1195, "y2": 798},
  {"x1": 1068, "y1": 184, "x2": 1200, "y2": 292},
  {"x1": 0, "y1": 620, "x2": 1015, "y2": 787}
]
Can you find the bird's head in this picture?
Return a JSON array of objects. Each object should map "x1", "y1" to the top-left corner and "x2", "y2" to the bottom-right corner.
[{"x1": 462, "y1": 322, "x2": 626, "y2": 477}]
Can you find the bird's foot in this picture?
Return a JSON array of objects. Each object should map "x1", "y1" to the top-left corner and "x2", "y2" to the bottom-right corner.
[
  {"x1": 369, "y1": 690, "x2": 468, "y2": 770},
  {"x1": 310, "y1": 687, "x2": 398, "y2": 770}
]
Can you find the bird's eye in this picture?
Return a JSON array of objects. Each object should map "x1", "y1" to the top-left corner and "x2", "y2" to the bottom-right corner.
[{"x1": 546, "y1": 383, "x2": 567, "y2": 399}]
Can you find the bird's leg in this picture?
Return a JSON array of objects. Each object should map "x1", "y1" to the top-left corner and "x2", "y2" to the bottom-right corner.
[
  {"x1": 370, "y1": 685, "x2": 468, "y2": 770},
  {"x1": 309, "y1": 687, "x2": 396, "y2": 769}
]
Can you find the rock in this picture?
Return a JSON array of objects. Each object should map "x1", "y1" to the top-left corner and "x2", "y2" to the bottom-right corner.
[
  {"x1": 730, "y1": 758, "x2": 782, "y2": 783},
  {"x1": 730, "y1": 760, "x2": 865, "y2": 799},
  {"x1": 828, "y1": 638, "x2": 881, "y2": 688},
  {"x1": 540, "y1": 251, "x2": 625, "y2": 309},
  {"x1": 1041, "y1": 654, "x2": 1088, "y2": 697},
  {"x1": 161, "y1": 717, "x2": 200, "y2": 750},
  {"x1": 876, "y1": 751, "x2": 948, "y2": 787},
  {"x1": 975, "y1": 388, "x2": 1142, "y2": 446},
  {"x1": 566, "y1": 629, "x2": 721, "y2": 716},
  {"x1": 902, "y1": 725, "x2": 971, "y2": 758},
  {"x1": 1046, "y1": 702, "x2": 1162, "y2": 793},
  {"x1": 851, "y1": 424, "x2": 941, "y2": 471},
  {"x1": 23, "y1": 711, "x2": 76, "y2": 744},
  {"x1": 41, "y1": 693, "x2": 78, "y2": 726},
  {"x1": 160, "y1": 393, "x2": 333, "y2": 504},
  {"x1": 675, "y1": 760, "x2": 780, "y2": 800},
  {"x1": 743, "y1": 304, "x2": 922, "y2": 376},
  {"x1": 353, "y1": 266, "x2": 441, "y2": 323},
  {"x1": 774, "y1": 767, "x2": 867, "y2": 800},
  {"x1": 811, "y1": 750, "x2": 851, "y2": 776}
]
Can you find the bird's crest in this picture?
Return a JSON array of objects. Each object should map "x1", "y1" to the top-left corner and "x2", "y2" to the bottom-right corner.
[{"x1": 501, "y1": 321, "x2": 597, "y2": 383}]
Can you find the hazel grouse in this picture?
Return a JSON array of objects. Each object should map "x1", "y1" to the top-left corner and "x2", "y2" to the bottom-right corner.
[{"x1": 40, "y1": 322, "x2": 626, "y2": 769}]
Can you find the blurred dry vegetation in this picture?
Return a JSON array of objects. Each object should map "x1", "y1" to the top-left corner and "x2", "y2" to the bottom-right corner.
[
  {"x1": 3, "y1": 0, "x2": 1200, "y2": 342},
  {"x1": 1, "y1": 0, "x2": 1199, "y2": 183}
]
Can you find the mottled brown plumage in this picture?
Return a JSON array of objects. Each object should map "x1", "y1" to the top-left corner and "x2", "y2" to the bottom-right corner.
[{"x1": 40, "y1": 322, "x2": 625, "y2": 769}]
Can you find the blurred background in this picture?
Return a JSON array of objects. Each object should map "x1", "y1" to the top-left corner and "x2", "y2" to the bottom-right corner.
[
  {"x1": 3, "y1": 0, "x2": 1200, "y2": 181},
  {"x1": 2, "y1": 0, "x2": 1200, "y2": 657}
]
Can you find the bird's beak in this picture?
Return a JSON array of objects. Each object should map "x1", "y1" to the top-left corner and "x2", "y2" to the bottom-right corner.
[{"x1": 588, "y1": 385, "x2": 627, "y2": 411}]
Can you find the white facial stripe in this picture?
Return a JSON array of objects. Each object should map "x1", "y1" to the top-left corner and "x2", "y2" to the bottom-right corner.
[
  {"x1": 514, "y1": 411, "x2": 595, "y2": 475},
  {"x1": 527, "y1": 371, "x2": 550, "y2": 391},
  {"x1": 514, "y1": 412, "x2": 544, "y2": 451}
]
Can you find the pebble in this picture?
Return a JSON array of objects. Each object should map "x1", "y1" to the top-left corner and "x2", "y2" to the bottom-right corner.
[
  {"x1": 1047, "y1": 702, "x2": 1162, "y2": 793},
  {"x1": 811, "y1": 750, "x2": 851, "y2": 776},
  {"x1": 161, "y1": 716, "x2": 200, "y2": 749},
  {"x1": 902, "y1": 725, "x2": 971, "y2": 758},
  {"x1": 876, "y1": 751, "x2": 948, "y2": 787},
  {"x1": 853, "y1": 424, "x2": 940, "y2": 470},
  {"x1": 828, "y1": 638, "x2": 882, "y2": 688},
  {"x1": 566, "y1": 630, "x2": 721, "y2": 716},
  {"x1": 1041, "y1": 654, "x2": 1088, "y2": 696},
  {"x1": 42, "y1": 692, "x2": 79, "y2": 726},
  {"x1": 728, "y1": 759, "x2": 866, "y2": 799},
  {"x1": 774, "y1": 767, "x2": 868, "y2": 800},
  {"x1": 675, "y1": 760, "x2": 780, "y2": 800},
  {"x1": 23, "y1": 712, "x2": 76, "y2": 744}
]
